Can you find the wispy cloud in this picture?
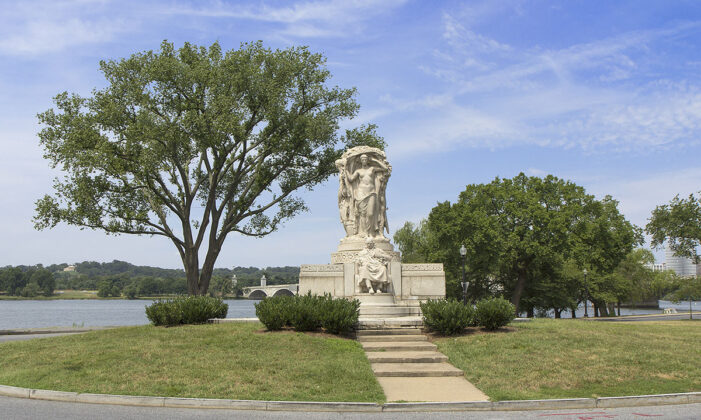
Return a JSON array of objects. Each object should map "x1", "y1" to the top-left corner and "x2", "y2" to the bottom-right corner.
[
  {"x1": 164, "y1": 0, "x2": 408, "y2": 38},
  {"x1": 0, "y1": 1, "x2": 131, "y2": 56},
  {"x1": 387, "y1": 10, "x2": 701, "y2": 155}
]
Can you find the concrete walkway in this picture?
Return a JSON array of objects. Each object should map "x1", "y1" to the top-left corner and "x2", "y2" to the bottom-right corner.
[{"x1": 358, "y1": 328, "x2": 489, "y2": 402}]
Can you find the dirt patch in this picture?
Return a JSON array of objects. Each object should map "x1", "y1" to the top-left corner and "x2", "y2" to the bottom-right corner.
[{"x1": 254, "y1": 327, "x2": 355, "y2": 340}]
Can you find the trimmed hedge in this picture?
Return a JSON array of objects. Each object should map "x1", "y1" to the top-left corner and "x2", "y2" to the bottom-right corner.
[
  {"x1": 420, "y1": 299, "x2": 475, "y2": 335},
  {"x1": 255, "y1": 293, "x2": 360, "y2": 334},
  {"x1": 145, "y1": 295, "x2": 228, "y2": 326}
]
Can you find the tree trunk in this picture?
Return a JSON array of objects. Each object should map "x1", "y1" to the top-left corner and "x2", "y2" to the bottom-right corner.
[
  {"x1": 527, "y1": 307, "x2": 534, "y2": 318},
  {"x1": 198, "y1": 246, "x2": 222, "y2": 296},
  {"x1": 593, "y1": 303, "x2": 599, "y2": 317},
  {"x1": 184, "y1": 249, "x2": 201, "y2": 295},
  {"x1": 511, "y1": 269, "x2": 527, "y2": 315},
  {"x1": 570, "y1": 307, "x2": 577, "y2": 318},
  {"x1": 554, "y1": 309, "x2": 561, "y2": 318},
  {"x1": 617, "y1": 301, "x2": 621, "y2": 316},
  {"x1": 599, "y1": 303, "x2": 609, "y2": 317},
  {"x1": 607, "y1": 302, "x2": 616, "y2": 317}
]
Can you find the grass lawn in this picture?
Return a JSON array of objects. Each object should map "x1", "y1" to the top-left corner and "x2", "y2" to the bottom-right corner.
[
  {"x1": 0, "y1": 323, "x2": 385, "y2": 402},
  {"x1": 435, "y1": 319, "x2": 701, "y2": 401},
  {"x1": 0, "y1": 290, "x2": 99, "y2": 300}
]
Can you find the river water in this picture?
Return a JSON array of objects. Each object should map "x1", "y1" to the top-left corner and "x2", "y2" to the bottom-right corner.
[
  {"x1": 0, "y1": 299, "x2": 698, "y2": 330},
  {"x1": 0, "y1": 299, "x2": 258, "y2": 330}
]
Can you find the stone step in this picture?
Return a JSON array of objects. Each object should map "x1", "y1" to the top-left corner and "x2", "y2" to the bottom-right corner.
[
  {"x1": 356, "y1": 328, "x2": 423, "y2": 336},
  {"x1": 357, "y1": 316, "x2": 423, "y2": 330},
  {"x1": 371, "y1": 362, "x2": 464, "y2": 377},
  {"x1": 355, "y1": 293, "x2": 396, "y2": 305},
  {"x1": 365, "y1": 351, "x2": 448, "y2": 363},
  {"x1": 358, "y1": 334, "x2": 427, "y2": 342},
  {"x1": 361, "y1": 341, "x2": 437, "y2": 352},
  {"x1": 358, "y1": 306, "x2": 421, "y2": 316}
]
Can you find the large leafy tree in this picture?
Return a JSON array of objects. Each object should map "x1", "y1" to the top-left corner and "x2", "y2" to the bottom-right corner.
[
  {"x1": 34, "y1": 41, "x2": 382, "y2": 295},
  {"x1": 646, "y1": 192, "x2": 701, "y2": 262},
  {"x1": 394, "y1": 173, "x2": 641, "y2": 315}
]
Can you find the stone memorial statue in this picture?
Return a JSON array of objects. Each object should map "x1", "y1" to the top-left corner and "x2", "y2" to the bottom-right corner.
[
  {"x1": 356, "y1": 238, "x2": 393, "y2": 294},
  {"x1": 299, "y1": 143, "x2": 446, "y2": 314},
  {"x1": 336, "y1": 146, "x2": 391, "y2": 239}
]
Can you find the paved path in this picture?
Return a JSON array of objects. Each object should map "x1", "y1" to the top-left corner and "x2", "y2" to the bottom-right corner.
[
  {"x1": 1, "y1": 396, "x2": 700, "y2": 419},
  {"x1": 359, "y1": 328, "x2": 489, "y2": 402}
]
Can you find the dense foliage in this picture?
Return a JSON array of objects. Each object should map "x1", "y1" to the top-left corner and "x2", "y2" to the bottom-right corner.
[
  {"x1": 475, "y1": 297, "x2": 516, "y2": 330},
  {"x1": 0, "y1": 267, "x2": 54, "y2": 297},
  {"x1": 255, "y1": 293, "x2": 360, "y2": 334},
  {"x1": 420, "y1": 299, "x2": 475, "y2": 335},
  {"x1": 145, "y1": 296, "x2": 228, "y2": 326},
  {"x1": 394, "y1": 173, "x2": 644, "y2": 317},
  {"x1": 34, "y1": 40, "x2": 383, "y2": 296}
]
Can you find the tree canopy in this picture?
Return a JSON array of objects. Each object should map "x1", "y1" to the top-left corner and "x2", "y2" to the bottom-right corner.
[
  {"x1": 34, "y1": 41, "x2": 383, "y2": 295},
  {"x1": 646, "y1": 192, "x2": 701, "y2": 262},
  {"x1": 394, "y1": 173, "x2": 642, "y2": 315}
]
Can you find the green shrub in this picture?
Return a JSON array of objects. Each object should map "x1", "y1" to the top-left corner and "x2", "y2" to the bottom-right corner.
[
  {"x1": 145, "y1": 296, "x2": 228, "y2": 326},
  {"x1": 180, "y1": 295, "x2": 228, "y2": 324},
  {"x1": 475, "y1": 297, "x2": 515, "y2": 330},
  {"x1": 255, "y1": 293, "x2": 359, "y2": 334},
  {"x1": 420, "y1": 299, "x2": 475, "y2": 335},
  {"x1": 319, "y1": 296, "x2": 360, "y2": 334},
  {"x1": 289, "y1": 293, "x2": 322, "y2": 331},
  {"x1": 145, "y1": 300, "x2": 183, "y2": 326},
  {"x1": 255, "y1": 295, "x2": 293, "y2": 331}
]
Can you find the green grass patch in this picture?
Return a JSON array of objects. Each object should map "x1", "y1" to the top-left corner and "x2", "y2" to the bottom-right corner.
[
  {"x1": 0, "y1": 290, "x2": 98, "y2": 300},
  {"x1": 0, "y1": 323, "x2": 384, "y2": 402},
  {"x1": 436, "y1": 319, "x2": 701, "y2": 401}
]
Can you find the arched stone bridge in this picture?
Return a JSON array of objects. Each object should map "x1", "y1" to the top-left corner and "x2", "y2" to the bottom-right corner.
[{"x1": 242, "y1": 284, "x2": 298, "y2": 299}]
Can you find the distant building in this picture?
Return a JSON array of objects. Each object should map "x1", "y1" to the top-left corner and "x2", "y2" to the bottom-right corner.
[
  {"x1": 646, "y1": 262, "x2": 666, "y2": 272},
  {"x1": 665, "y1": 246, "x2": 697, "y2": 278},
  {"x1": 63, "y1": 265, "x2": 76, "y2": 272}
]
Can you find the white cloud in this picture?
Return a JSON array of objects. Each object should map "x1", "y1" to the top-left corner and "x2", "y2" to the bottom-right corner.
[
  {"x1": 0, "y1": 1, "x2": 131, "y2": 55},
  {"x1": 386, "y1": 14, "x2": 701, "y2": 154},
  {"x1": 164, "y1": 0, "x2": 408, "y2": 38}
]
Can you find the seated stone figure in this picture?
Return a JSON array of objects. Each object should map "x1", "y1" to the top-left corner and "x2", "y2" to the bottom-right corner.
[{"x1": 356, "y1": 239, "x2": 393, "y2": 294}]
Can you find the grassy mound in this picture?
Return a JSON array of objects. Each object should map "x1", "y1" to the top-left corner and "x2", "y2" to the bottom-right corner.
[
  {"x1": 436, "y1": 319, "x2": 701, "y2": 401},
  {"x1": 0, "y1": 322, "x2": 384, "y2": 402}
]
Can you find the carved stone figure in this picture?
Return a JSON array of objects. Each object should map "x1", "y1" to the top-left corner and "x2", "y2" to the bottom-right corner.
[
  {"x1": 356, "y1": 239, "x2": 393, "y2": 294},
  {"x1": 336, "y1": 146, "x2": 391, "y2": 239}
]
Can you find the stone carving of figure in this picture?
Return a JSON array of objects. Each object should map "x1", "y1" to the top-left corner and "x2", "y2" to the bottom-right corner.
[
  {"x1": 356, "y1": 239, "x2": 393, "y2": 294},
  {"x1": 336, "y1": 159, "x2": 355, "y2": 236},
  {"x1": 342, "y1": 148, "x2": 391, "y2": 238}
]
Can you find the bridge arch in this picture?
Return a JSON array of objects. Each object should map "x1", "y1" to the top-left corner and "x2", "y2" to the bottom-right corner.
[
  {"x1": 248, "y1": 289, "x2": 267, "y2": 299},
  {"x1": 273, "y1": 288, "x2": 295, "y2": 297}
]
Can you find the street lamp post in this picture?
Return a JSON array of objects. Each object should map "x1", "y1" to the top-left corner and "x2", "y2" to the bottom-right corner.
[
  {"x1": 583, "y1": 269, "x2": 589, "y2": 318},
  {"x1": 460, "y1": 245, "x2": 468, "y2": 305}
]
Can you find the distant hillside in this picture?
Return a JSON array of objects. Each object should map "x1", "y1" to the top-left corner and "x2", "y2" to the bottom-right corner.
[
  {"x1": 7, "y1": 260, "x2": 300, "y2": 286},
  {"x1": 2, "y1": 260, "x2": 300, "y2": 298}
]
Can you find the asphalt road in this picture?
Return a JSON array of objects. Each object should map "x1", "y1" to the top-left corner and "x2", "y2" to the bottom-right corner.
[{"x1": 1, "y1": 396, "x2": 700, "y2": 419}]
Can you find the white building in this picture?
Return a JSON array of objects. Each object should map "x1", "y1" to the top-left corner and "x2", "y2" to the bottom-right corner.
[{"x1": 664, "y1": 246, "x2": 697, "y2": 278}]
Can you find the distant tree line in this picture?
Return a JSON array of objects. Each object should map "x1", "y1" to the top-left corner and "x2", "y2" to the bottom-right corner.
[{"x1": 0, "y1": 260, "x2": 299, "y2": 299}]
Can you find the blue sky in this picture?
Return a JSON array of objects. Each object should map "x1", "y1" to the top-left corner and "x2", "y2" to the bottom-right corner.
[{"x1": 1, "y1": 0, "x2": 700, "y2": 268}]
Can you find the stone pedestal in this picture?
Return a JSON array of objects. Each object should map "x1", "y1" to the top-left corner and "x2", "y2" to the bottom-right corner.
[{"x1": 298, "y1": 260, "x2": 446, "y2": 318}]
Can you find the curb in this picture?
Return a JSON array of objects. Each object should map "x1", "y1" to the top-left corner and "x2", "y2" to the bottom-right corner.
[{"x1": 1, "y1": 385, "x2": 699, "y2": 412}]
